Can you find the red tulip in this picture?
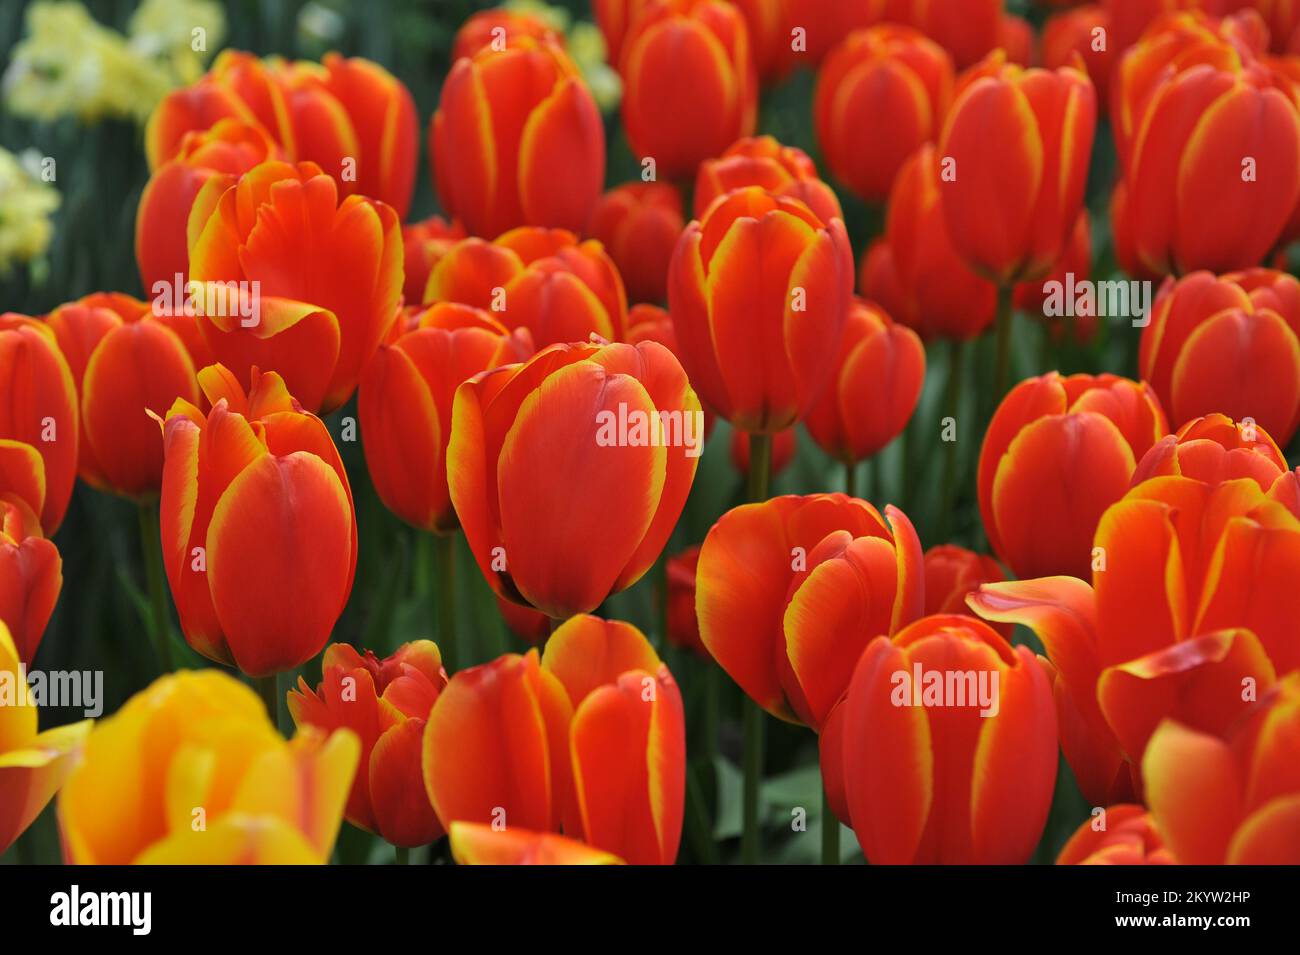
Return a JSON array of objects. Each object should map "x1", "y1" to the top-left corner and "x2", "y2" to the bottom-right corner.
[
  {"x1": 776, "y1": 0, "x2": 884, "y2": 66},
  {"x1": 978, "y1": 372, "x2": 1168, "y2": 580},
  {"x1": 451, "y1": 8, "x2": 563, "y2": 63},
  {"x1": 803, "y1": 298, "x2": 925, "y2": 464},
  {"x1": 937, "y1": 52, "x2": 1097, "y2": 284},
  {"x1": 696, "y1": 493, "x2": 924, "y2": 726},
  {"x1": 1131, "y1": 413, "x2": 1289, "y2": 490},
  {"x1": 359, "y1": 303, "x2": 533, "y2": 533},
  {"x1": 815, "y1": 26, "x2": 954, "y2": 203},
  {"x1": 159, "y1": 365, "x2": 356, "y2": 675},
  {"x1": 668, "y1": 187, "x2": 854, "y2": 433},
  {"x1": 448, "y1": 340, "x2": 700, "y2": 620},
  {"x1": 922, "y1": 545, "x2": 1009, "y2": 638},
  {"x1": 0, "y1": 493, "x2": 60, "y2": 666},
  {"x1": 694, "y1": 136, "x2": 843, "y2": 226},
  {"x1": 884, "y1": 0, "x2": 1006, "y2": 69},
  {"x1": 664, "y1": 545, "x2": 708, "y2": 656},
  {"x1": 585, "y1": 182, "x2": 685, "y2": 305},
  {"x1": 1139, "y1": 269, "x2": 1300, "y2": 443},
  {"x1": 186, "y1": 160, "x2": 403, "y2": 414},
  {"x1": 1044, "y1": 5, "x2": 1116, "y2": 109},
  {"x1": 1056, "y1": 804, "x2": 1175, "y2": 864},
  {"x1": 432, "y1": 37, "x2": 604, "y2": 238},
  {"x1": 619, "y1": 0, "x2": 757, "y2": 180},
  {"x1": 289, "y1": 641, "x2": 447, "y2": 847},
  {"x1": 136, "y1": 119, "x2": 279, "y2": 292},
  {"x1": 0, "y1": 314, "x2": 78, "y2": 534},
  {"x1": 834, "y1": 614, "x2": 1058, "y2": 863},
  {"x1": 402, "y1": 215, "x2": 467, "y2": 306},
  {"x1": 427, "y1": 228, "x2": 628, "y2": 347},
  {"x1": 45, "y1": 293, "x2": 201, "y2": 498}
]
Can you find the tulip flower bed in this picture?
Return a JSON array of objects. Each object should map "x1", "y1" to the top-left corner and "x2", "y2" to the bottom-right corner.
[{"x1": 1, "y1": 0, "x2": 1299, "y2": 877}]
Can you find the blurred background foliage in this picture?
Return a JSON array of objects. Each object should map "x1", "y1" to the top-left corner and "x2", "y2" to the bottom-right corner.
[{"x1": 3, "y1": 0, "x2": 1280, "y2": 866}]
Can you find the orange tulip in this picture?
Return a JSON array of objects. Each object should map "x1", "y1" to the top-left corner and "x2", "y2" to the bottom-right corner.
[
  {"x1": 922, "y1": 545, "x2": 1009, "y2": 638},
  {"x1": 619, "y1": 0, "x2": 757, "y2": 180},
  {"x1": 585, "y1": 182, "x2": 685, "y2": 305},
  {"x1": 867, "y1": 145, "x2": 995, "y2": 341},
  {"x1": 451, "y1": 8, "x2": 564, "y2": 63},
  {"x1": 803, "y1": 298, "x2": 925, "y2": 464},
  {"x1": 136, "y1": 119, "x2": 279, "y2": 292},
  {"x1": 693, "y1": 136, "x2": 843, "y2": 227},
  {"x1": 971, "y1": 474, "x2": 1300, "y2": 805},
  {"x1": 288, "y1": 641, "x2": 447, "y2": 848},
  {"x1": 1142, "y1": 673, "x2": 1300, "y2": 863},
  {"x1": 0, "y1": 620, "x2": 90, "y2": 854},
  {"x1": 730, "y1": 427, "x2": 796, "y2": 478},
  {"x1": 1044, "y1": 5, "x2": 1116, "y2": 109},
  {"x1": 665, "y1": 545, "x2": 707, "y2": 656},
  {"x1": 432, "y1": 37, "x2": 604, "y2": 238},
  {"x1": 448, "y1": 340, "x2": 700, "y2": 620},
  {"x1": 0, "y1": 490, "x2": 61, "y2": 666},
  {"x1": 423, "y1": 649, "x2": 574, "y2": 834},
  {"x1": 1114, "y1": 14, "x2": 1300, "y2": 274},
  {"x1": 426, "y1": 228, "x2": 628, "y2": 347},
  {"x1": 542, "y1": 614, "x2": 684, "y2": 864},
  {"x1": 186, "y1": 160, "x2": 403, "y2": 414},
  {"x1": 147, "y1": 50, "x2": 418, "y2": 219},
  {"x1": 978, "y1": 372, "x2": 1168, "y2": 580},
  {"x1": 59, "y1": 669, "x2": 358, "y2": 864},
  {"x1": 45, "y1": 293, "x2": 201, "y2": 499},
  {"x1": 449, "y1": 822, "x2": 625, "y2": 864},
  {"x1": 1139, "y1": 269, "x2": 1300, "y2": 443},
  {"x1": 1131, "y1": 413, "x2": 1288, "y2": 490},
  {"x1": 1055, "y1": 805, "x2": 1175, "y2": 864},
  {"x1": 833, "y1": 615, "x2": 1057, "y2": 863},
  {"x1": 159, "y1": 365, "x2": 356, "y2": 676},
  {"x1": 668, "y1": 187, "x2": 854, "y2": 433},
  {"x1": 883, "y1": 0, "x2": 1005, "y2": 68},
  {"x1": 402, "y1": 216, "x2": 467, "y2": 307},
  {"x1": 0, "y1": 314, "x2": 78, "y2": 534},
  {"x1": 814, "y1": 26, "x2": 954, "y2": 204},
  {"x1": 359, "y1": 303, "x2": 533, "y2": 534},
  {"x1": 937, "y1": 52, "x2": 1096, "y2": 284},
  {"x1": 696, "y1": 493, "x2": 924, "y2": 726}
]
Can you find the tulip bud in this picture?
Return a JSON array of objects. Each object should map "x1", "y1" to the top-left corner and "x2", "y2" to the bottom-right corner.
[
  {"x1": 803, "y1": 299, "x2": 925, "y2": 464},
  {"x1": 432, "y1": 37, "x2": 604, "y2": 238},
  {"x1": 359, "y1": 303, "x2": 533, "y2": 534},
  {"x1": 815, "y1": 26, "x2": 954, "y2": 204},
  {"x1": 159, "y1": 365, "x2": 357, "y2": 676},
  {"x1": 289, "y1": 641, "x2": 447, "y2": 848},
  {"x1": 619, "y1": 0, "x2": 758, "y2": 180},
  {"x1": 669, "y1": 187, "x2": 854, "y2": 433},
  {"x1": 0, "y1": 494, "x2": 60, "y2": 666},
  {"x1": 1056, "y1": 804, "x2": 1174, "y2": 864},
  {"x1": 835, "y1": 615, "x2": 1058, "y2": 864},
  {"x1": 664, "y1": 545, "x2": 708, "y2": 656},
  {"x1": 59, "y1": 668, "x2": 358, "y2": 863},
  {"x1": 427, "y1": 228, "x2": 628, "y2": 347},
  {"x1": 1131, "y1": 413, "x2": 1289, "y2": 490},
  {"x1": 585, "y1": 182, "x2": 685, "y2": 305},
  {"x1": 694, "y1": 136, "x2": 843, "y2": 225},
  {"x1": 46, "y1": 293, "x2": 202, "y2": 499},
  {"x1": 922, "y1": 545, "x2": 1009, "y2": 638},
  {"x1": 0, "y1": 314, "x2": 79, "y2": 534},
  {"x1": 448, "y1": 339, "x2": 700, "y2": 620},
  {"x1": 937, "y1": 52, "x2": 1097, "y2": 284},
  {"x1": 452, "y1": 8, "x2": 563, "y2": 63},
  {"x1": 978, "y1": 372, "x2": 1168, "y2": 580},
  {"x1": 1043, "y1": 5, "x2": 1116, "y2": 109},
  {"x1": 1140, "y1": 270, "x2": 1300, "y2": 444}
]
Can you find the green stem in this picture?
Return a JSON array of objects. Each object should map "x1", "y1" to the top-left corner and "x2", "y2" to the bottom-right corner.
[
  {"x1": 255, "y1": 673, "x2": 280, "y2": 728},
  {"x1": 137, "y1": 502, "x2": 174, "y2": 673},
  {"x1": 435, "y1": 533, "x2": 458, "y2": 669},
  {"x1": 394, "y1": 845, "x2": 410, "y2": 865},
  {"x1": 898, "y1": 423, "x2": 912, "y2": 511},
  {"x1": 741, "y1": 697, "x2": 765, "y2": 865},
  {"x1": 938, "y1": 339, "x2": 967, "y2": 541},
  {"x1": 993, "y1": 283, "x2": 1016, "y2": 402},
  {"x1": 740, "y1": 430, "x2": 773, "y2": 865},
  {"x1": 844, "y1": 459, "x2": 857, "y2": 499},
  {"x1": 822, "y1": 785, "x2": 840, "y2": 865}
]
